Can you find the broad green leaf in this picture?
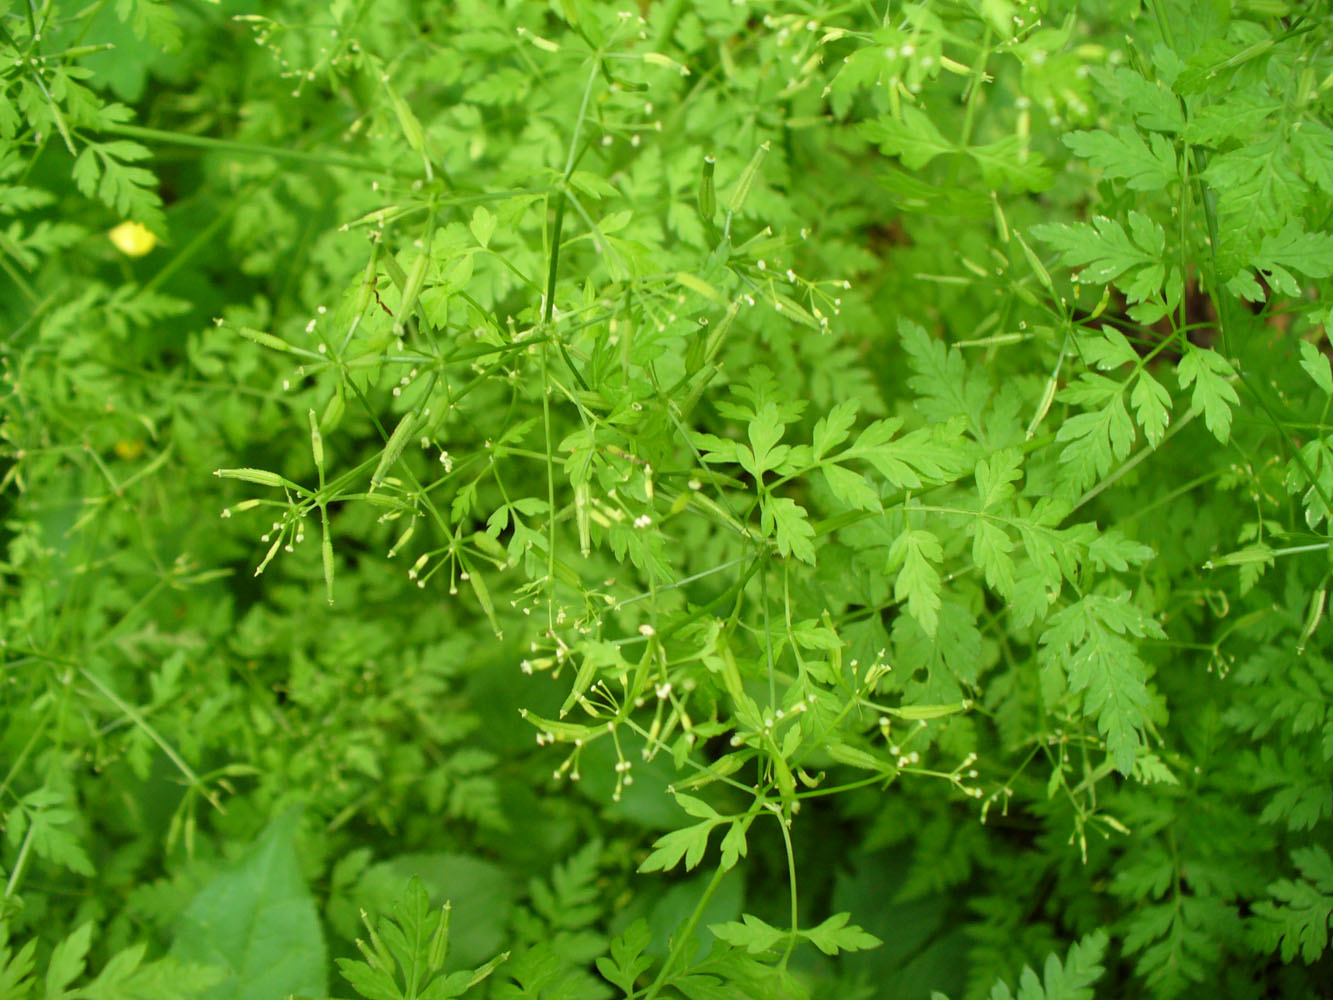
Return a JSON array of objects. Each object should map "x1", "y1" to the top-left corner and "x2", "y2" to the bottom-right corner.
[
  {"x1": 72, "y1": 147, "x2": 102, "y2": 200},
  {"x1": 1174, "y1": 33, "x2": 1262, "y2": 97},
  {"x1": 1057, "y1": 370, "x2": 1121, "y2": 408},
  {"x1": 968, "y1": 137, "x2": 1053, "y2": 191},
  {"x1": 693, "y1": 432, "x2": 741, "y2": 466},
  {"x1": 170, "y1": 809, "x2": 328, "y2": 1000},
  {"x1": 976, "y1": 0, "x2": 1018, "y2": 38},
  {"x1": 334, "y1": 876, "x2": 498, "y2": 1000},
  {"x1": 567, "y1": 170, "x2": 618, "y2": 201}
]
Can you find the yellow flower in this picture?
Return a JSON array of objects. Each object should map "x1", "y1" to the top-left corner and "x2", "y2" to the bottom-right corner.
[
  {"x1": 114, "y1": 440, "x2": 145, "y2": 461},
  {"x1": 108, "y1": 221, "x2": 158, "y2": 257}
]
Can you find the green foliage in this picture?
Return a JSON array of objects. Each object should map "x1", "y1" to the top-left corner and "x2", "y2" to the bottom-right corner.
[
  {"x1": 986, "y1": 931, "x2": 1109, "y2": 1000},
  {"x1": 0, "y1": 920, "x2": 223, "y2": 1000},
  {"x1": 170, "y1": 810, "x2": 326, "y2": 999},
  {"x1": 336, "y1": 877, "x2": 507, "y2": 1000},
  {"x1": 4, "y1": 0, "x2": 1333, "y2": 998}
]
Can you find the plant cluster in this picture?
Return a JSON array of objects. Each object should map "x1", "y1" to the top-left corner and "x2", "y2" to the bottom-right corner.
[{"x1": 3, "y1": 0, "x2": 1332, "y2": 997}]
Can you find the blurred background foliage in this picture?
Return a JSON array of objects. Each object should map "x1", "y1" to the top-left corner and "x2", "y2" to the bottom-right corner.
[{"x1": 3, "y1": 0, "x2": 1332, "y2": 998}]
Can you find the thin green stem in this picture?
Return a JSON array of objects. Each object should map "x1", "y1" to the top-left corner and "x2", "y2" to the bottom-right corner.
[
  {"x1": 3, "y1": 820, "x2": 35, "y2": 900},
  {"x1": 1119, "y1": 467, "x2": 1224, "y2": 524},
  {"x1": 956, "y1": 29, "x2": 994, "y2": 151},
  {"x1": 1069, "y1": 407, "x2": 1199, "y2": 516},
  {"x1": 639, "y1": 862, "x2": 729, "y2": 1000},
  {"x1": 0, "y1": 252, "x2": 39, "y2": 304},
  {"x1": 143, "y1": 197, "x2": 241, "y2": 293},
  {"x1": 77, "y1": 667, "x2": 223, "y2": 812},
  {"x1": 97, "y1": 122, "x2": 412, "y2": 177},
  {"x1": 0, "y1": 704, "x2": 52, "y2": 803},
  {"x1": 776, "y1": 806, "x2": 800, "y2": 967}
]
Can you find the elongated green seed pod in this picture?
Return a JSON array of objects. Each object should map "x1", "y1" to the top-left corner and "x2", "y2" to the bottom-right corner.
[
  {"x1": 1014, "y1": 232, "x2": 1053, "y2": 293},
  {"x1": 308, "y1": 409, "x2": 324, "y2": 472},
  {"x1": 891, "y1": 700, "x2": 970, "y2": 721},
  {"x1": 214, "y1": 467, "x2": 288, "y2": 488},
  {"x1": 233, "y1": 326, "x2": 294, "y2": 353},
  {"x1": 1297, "y1": 585, "x2": 1327, "y2": 654},
  {"x1": 320, "y1": 388, "x2": 345, "y2": 430},
  {"x1": 320, "y1": 511, "x2": 335, "y2": 605},
  {"x1": 991, "y1": 192, "x2": 1010, "y2": 244},
  {"x1": 385, "y1": 82, "x2": 425, "y2": 153},
  {"x1": 727, "y1": 141, "x2": 770, "y2": 216},
  {"x1": 574, "y1": 480, "x2": 591, "y2": 557},
  {"x1": 352, "y1": 241, "x2": 383, "y2": 319},
  {"x1": 826, "y1": 742, "x2": 890, "y2": 771},
  {"x1": 698, "y1": 153, "x2": 716, "y2": 220},
  {"x1": 468, "y1": 566, "x2": 498, "y2": 635},
  {"x1": 371, "y1": 410, "x2": 418, "y2": 490},
  {"x1": 394, "y1": 249, "x2": 431, "y2": 337},
  {"x1": 676, "y1": 270, "x2": 723, "y2": 304},
  {"x1": 518, "y1": 709, "x2": 599, "y2": 743},
  {"x1": 428, "y1": 903, "x2": 451, "y2": 973}
]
